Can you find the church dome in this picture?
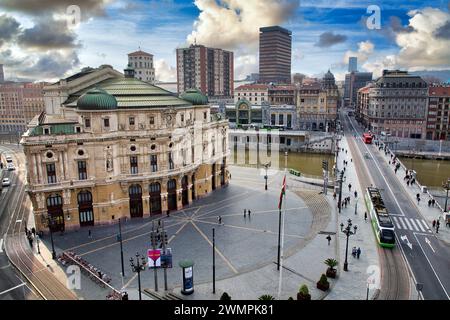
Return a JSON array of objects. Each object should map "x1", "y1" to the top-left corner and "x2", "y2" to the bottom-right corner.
[{"x1": 77, "y1": 88, "x2": 118, "y2": 110}]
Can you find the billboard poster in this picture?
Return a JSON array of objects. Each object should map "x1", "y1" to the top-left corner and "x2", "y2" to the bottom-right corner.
[
  {"x1": 147, "y1": 249, "x2": 161, "y2": 268},
  {"x1": 160, "y1": 248, "x2": 173, "y2": 268}
]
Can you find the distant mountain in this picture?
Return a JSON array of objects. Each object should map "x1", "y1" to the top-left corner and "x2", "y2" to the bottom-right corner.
[{"x1": 410, "y1": 70, "x2": 450, "y2": 83}]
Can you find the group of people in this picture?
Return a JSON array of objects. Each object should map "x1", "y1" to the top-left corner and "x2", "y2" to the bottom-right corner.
[
  {"x1": 404, "y1": 170, "x2": 416, "y2": 186},
  {"x1": 24, "y1": 226, "x2": 37, "y2": 248},
  {"x1": 352, "y1": 247, "x2": 362, "y2": 259}
]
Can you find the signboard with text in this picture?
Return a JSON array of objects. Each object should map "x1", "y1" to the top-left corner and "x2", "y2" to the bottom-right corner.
[{"x1": 147, "y1": 249, "x2": 161, "y2": 268}]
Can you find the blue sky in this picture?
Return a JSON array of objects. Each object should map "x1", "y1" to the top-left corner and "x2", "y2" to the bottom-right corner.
[{"x1": 1, "y1": 0, "x2": 449, "y2": 81}]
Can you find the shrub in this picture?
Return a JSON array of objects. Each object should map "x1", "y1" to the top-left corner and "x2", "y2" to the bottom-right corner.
[
  {"x1": 324, "y1": 258, "x2": 338, "y2": 270},
  {"x1": 299, "y1": 284, "x2": 309, "y2": 295},
  {"x1": 297, "y1": 284, "x2": 311, "y2": 300}
]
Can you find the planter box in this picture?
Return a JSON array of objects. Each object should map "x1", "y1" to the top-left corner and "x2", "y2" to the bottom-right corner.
[
  {"x1": 297, "y1": 292, "x2": 311, "y2": 300},
  {"x1": 326, "y1": 268, "x2": 337, "y2": 278},
  {"x1": 316, "y1": 282, "x2": 330, "y2": 291}
]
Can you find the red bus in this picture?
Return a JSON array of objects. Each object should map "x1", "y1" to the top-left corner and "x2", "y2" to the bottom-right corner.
[{"x1": 363, "y1": 133, "x2": 373, "y2": 144}]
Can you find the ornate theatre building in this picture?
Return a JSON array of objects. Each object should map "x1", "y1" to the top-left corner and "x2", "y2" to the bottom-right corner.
[{"x1": 21, "y1": 65, "x2": 229, "y2": 232}]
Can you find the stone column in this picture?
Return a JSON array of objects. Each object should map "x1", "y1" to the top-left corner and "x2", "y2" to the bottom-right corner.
[
  {"x1": 176, "y1": 175, "x2": 183, "y2": 210},
  {"x1": 161, "y1": 178, "x2": 168, "y2": 214},
  {"x1": 187, "y1": 173, "x2": 193, "y2": 204},
  {"x1": 142, "y1": 183, "x2": 150, "y2": 218}
]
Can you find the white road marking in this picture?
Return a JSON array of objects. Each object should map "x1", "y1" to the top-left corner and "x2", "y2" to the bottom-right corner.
[
  {"x1": 409, "y1": 219, "x2": 419, "y2": 232},
  {"x1": 0, "y1": 283, "x2": 26, "y2": 296},
  {"x1": 399, "y1": 217, "x2": 407, "y2": 230},
  {"x1": 0, "y1": 238, "x2": 3, "y2": 253},
  {"x1": 392, "y1": 216, "x2": 401, "y2": 229},
  {"x1": 415, "y1": 219, "x2": 425, "y2": 232},
  {"x1": 413, "y1": 233, "x2": 449, "y2": 299},
  {"x1": 425, "y1": 237, "x2": 436, "y2": 253},
  {"x1": 400, "y1": 235, "x2": 413, "y2": 250},
  {"x1": 404, "y1": 218, "x2": 413, "y2": 231}
]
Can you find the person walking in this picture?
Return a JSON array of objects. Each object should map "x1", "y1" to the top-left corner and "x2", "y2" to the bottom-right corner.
[
  {"x1": 354, "y1": 190, "x2": 358, "y2": 198},
  {"x1": 432, "y1": 220, "x2": 436, "y2": 228},
  {"x1": 248, "y1": 210, "x2": 251, "y2": 217},
  {"x1": 218, "y1": 216, "x2": 222, "y2": 225},
  {"x1": 356, "y1": 247, "x2": 361, "y2": 259},
  {"x1": 27, "y1": 235, "x2": 33, "y2": 248},
  {"x1": 364, "y1": 211, "x2": 368, "y2": 221},
  {"x1": 88, "y1": 229, "x2": 92, "y2": 239},
  {"x1": 431, "y1": 199, "x2": 435, "y2": 207},
  {"x1": 333, "y1": 192, "x2": 337, "y2": 200},
  {"x1": 348, "y1": 183, "x2": 352, "y2": 191},
  {"x1": 244, "y1": 209, "x2": 246, "y2": 218},
  {"x1": 436, "y1": 220, "x2": 440, "y2": 234},
  {"x1": 352, "y1": 247, "x2": 357, "y2": 258},
  {"x1": 326, "y1": 235, "x2": 331, "y2": 246},
  {"x1": 428, "y1": 199, "x2": 432, "y2": 207},
  {"x1": 31, "y1": 227, "x2": 36, "y2": 237}
]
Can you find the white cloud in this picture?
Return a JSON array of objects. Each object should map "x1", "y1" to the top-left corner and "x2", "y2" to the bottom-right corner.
[
  {"x1": 154, "y1": 58, "x2": 176, "y2": 82},
  {"x1": 343, "y1": 40, "x2": 374, "y2": 66},
  {"x1": 234, "y1": 54, "x2": 258, "y2": 80},
  {"x1": 186, "y1": 0, "x2": 299, "y2": 51}
]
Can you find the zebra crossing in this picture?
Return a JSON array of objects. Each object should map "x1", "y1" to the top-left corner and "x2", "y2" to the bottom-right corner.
[{"x1": 392, "y1": 216, "x2": 431, "y2": 233}]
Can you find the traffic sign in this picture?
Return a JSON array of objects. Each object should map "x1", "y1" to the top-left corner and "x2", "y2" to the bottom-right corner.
[{"x1": 147, "y1": 249, "x2": 161, "y2": 268}]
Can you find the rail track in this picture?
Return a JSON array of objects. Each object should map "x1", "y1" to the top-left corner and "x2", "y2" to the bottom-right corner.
[
  {"x1": 342, "y1": 113, "x2": 410, "y2": 300},
  {"x1": 1, "y1": 145, "x2": 77, "y2": 300}
]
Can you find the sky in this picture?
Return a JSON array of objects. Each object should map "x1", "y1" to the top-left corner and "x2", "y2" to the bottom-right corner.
[{"x1": 0, "y1": 0, "x2": 449, "y2": 83}]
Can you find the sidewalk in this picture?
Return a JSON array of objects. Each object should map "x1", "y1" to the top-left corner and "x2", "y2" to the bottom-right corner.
[
  {"x1": 325, "y1": 134, "x2": 381, "y2": 300},
  {"x1": 374, "y1": 143, "x2": 450, "y2": 244},
  {"x1": 169, "y1": 189, "x2": 337, "y2": 300}
]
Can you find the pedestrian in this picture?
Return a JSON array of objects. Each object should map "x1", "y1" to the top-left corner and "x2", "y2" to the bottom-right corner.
[
  {"x1": 351, "y1": 158, "x2": 353, "y2": 162},
  {"x1": 356, "y1": 247, "x2": 361, "y2": 259},
  {"x1": 88, "y1": 229, "x2": 92, "y2": 239},
  {"x1": 326, "y1": 235, "x2": 331, "y2": 246},
  {"x1": 352, "y1": 247, "x2": 357, "y2": 258},
  {"x1": 333, "y1": 192, "x2": 336, "y2": 200},
  {"x1": 432, "y1": 220, "x2": 436, "y2": 228},
  {"x1": 348, "y1": 183, "x2": 352, "y2": 191},
  {"x1": 428, "y1": 199, "x2": 431, "y2": 207},
  {"x1": 24, "y1": 226, "x2": 28, "y2": 236},
  {"x1": 364, "y1": 211, "x2": 367, "y2": 221},
  {"x1": 417, "y1": 197, "x2": 420, "y2": 204},
  {"x1": 347, "y1": 196, "x2": 351, "y2": 205},
  {"x1": 31, "y1": 227, "x2": 36, "y2": 237},
  {"x1": 28, "y1": 235, "x2": 33, "y2": 248},
  {"x1": 436, "y1": 220, "x2": 440, "y2": 234},
  {"x1": 218, "y1": 216, "x2": 222, "y2": 224},
  {"x1": 248, "y1": 210, "x2": 251, "y2": 217},
  {"x1": 389, "y1": 160, "x2": 391, "y2": 165},
  {"x1": 407, "y1": 180, "x2": 410, "y2": 186},
  {"x1": 431, "y1": 199, "x2": 435, "y2": 207},
  {"x1": 354, "y1": 190, "x2": 358, "y2": 198}
]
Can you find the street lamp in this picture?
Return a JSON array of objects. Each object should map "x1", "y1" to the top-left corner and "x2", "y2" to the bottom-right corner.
[
  {"x1": 263, "y1": 162, "x2": 271, "y2": 191},
  {"x1": 340, "y1": 219, "x2": 357, "y2": 272},
  {"x1": 118, "y1": 218, "x2": 125, "y2": 278},
  {"x1": 130, "y1": 252, "x2": 146, "y2": 300},
  {"x1": 443, "y1": 179, "x2": 450, "y2": 213},
  {"x1": 338, "y1": 171, "x2": 344, "y2": 213},
  {"x1": 43, "y1": 215, "x2": 57, "y2": 260},
  {"x1": 36, "y1": 235, "x2": 41, "y2": 255}
]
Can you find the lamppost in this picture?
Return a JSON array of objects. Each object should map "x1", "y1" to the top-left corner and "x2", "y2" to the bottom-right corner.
[
  {"x1": 43, "y1": 215, "x2": 57, "y2": 260},
  {"x1": 263, "y1": 162, "x2": 271, "y2": 191},
  {"x1": 36, "y1": 234, "x2": 41, "y2": 255},
  {"x1": 443, "y1": 179, "x2": 450, "y2": 213},
  {"x1": 118, "y1": 218, "x2": 125, "y2": 278},
  {"x1": 338, "y1": 171, "x2": 344, "y2": 213},
  {"x1": 212, "y1": 228, "x2": 216, "y2": 294},
  {"x1": 130, "y1": 252, "x2": 146, "y2": 300},
  {"x1": 340, "y1": 219, "x2": 357, "y2": 271}
]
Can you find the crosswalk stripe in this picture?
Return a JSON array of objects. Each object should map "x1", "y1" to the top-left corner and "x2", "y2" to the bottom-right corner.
[
  {"x1": 420, "y1": 219, "x2": 430, "y2": 232},
  {"x1": 415, "y1": 219, "x2": 425, "y2": 232},
  {"x1": 399, "y1": 217, "x2": 407, "y2": 229},
  {"x1": 392, "y1": 216, "x2": 401, "y2": 229},
  {"x1": 409, "y1": 219, "x2": 419, "y2": 232},
  {"x1": 404, "y1": 218, "x2": 413, "y2": 230}
]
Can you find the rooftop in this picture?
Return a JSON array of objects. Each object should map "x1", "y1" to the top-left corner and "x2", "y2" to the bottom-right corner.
[
  {"x1": 128, "y1": 50, "x2": 153, "y2": 57},
  {"x1": 429, "y1": 86, "x2": 450, "y2": 96},
  {"x1": 259, "y1": 25, "x2": 292, "y2": 35}
]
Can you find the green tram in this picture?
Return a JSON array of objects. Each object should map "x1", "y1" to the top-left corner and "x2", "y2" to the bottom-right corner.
[{"x1": 365, "y1": 187, "x2": 396, "y2": 248}]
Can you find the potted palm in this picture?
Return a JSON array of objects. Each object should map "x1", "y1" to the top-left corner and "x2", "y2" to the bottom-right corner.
[
  {"x1": 297, "y1": 284, "x2": 311, "y2": 300},
  {"x1": 324, "y1": 258, "x2": 338, "y2": 278},
  {"x1": 316, "y1": 274, "x2": 330, "y2": 291},
  {"x1": 258, "y1": 294, "x2": 275, "y2": 300}
]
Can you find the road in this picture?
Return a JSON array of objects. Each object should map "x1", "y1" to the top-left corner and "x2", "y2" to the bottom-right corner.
[
  {"x1": 0, "y1": 144, "x2": 36, "y2": 300},
  {"x1": 342, "y1": 110, "x2": 450, "y2": 300}
]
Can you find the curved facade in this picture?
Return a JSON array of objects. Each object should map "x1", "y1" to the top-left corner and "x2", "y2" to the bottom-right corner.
[{"x1": 22, "y1": 68, "x2": 230, "y2": 232}]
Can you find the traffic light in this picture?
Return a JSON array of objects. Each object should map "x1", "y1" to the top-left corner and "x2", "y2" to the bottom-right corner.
[
  {"x1": 163, "y1": 232, "x2": 169, "y2": 245},
  {"x1": 150, "y1": 231, "x2": 157, "y2": 247}
]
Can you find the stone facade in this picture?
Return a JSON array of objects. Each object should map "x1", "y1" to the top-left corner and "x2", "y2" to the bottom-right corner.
[{"x1": 22, "y1": 67, "x2": 229, "y2": 233}]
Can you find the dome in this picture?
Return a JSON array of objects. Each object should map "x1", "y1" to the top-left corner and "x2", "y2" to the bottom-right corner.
[
  {"x1": 180, "y1": 88, "x2": 208, "y2": 105},
  {"x1": 323, "y1": 69, "x2": 335, "y2": 80},
  {"x1": 77, "y1": 88, "x2": 118, "y2": 110}
]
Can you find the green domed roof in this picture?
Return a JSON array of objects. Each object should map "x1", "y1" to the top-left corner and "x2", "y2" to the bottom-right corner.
[
  {"x1": 180, "y1": 88, "x2": 208, "y2": 105},
  {"x1": 77, "y1": 88, "x2": 118, "y2": 110}
]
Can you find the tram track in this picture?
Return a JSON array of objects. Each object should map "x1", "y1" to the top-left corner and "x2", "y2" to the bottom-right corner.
[
  {"x1": 1, "y1": 145, "x2": 77, "y2": 300},
  {"x1": 342, "y1": 113, "x2": 410, "y2": 300}
]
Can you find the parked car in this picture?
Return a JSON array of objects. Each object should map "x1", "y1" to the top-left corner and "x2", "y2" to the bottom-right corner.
[
  {"x1": 7, "y1": 163, "x2": 15, "y2": 171},
  {"x1": 2, "y1": 178, "x2": 11, "y2": 187}
]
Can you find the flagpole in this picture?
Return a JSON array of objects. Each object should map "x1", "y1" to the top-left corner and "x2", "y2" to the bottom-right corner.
[{"x1": 277, "y1": 152, "x2": 288, "y2": 299}]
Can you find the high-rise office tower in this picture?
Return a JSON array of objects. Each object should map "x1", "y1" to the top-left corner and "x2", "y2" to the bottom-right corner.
[
  {"x1": 348, "y1": 57, "x2": 357, "y2": 72},
  {"x1": 0, "y1": 64, "x2": 4, "y2": 83},
  {"x1": 176, "y1": 44, "x2": 234, "y2": 98},
  {"x1": 259, "y1": 26, "x2": 292, "y2": 84}
]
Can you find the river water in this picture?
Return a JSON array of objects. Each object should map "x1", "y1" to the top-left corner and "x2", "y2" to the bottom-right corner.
[
  {"x1": 231, "y1": 149, "x2": 335, "y2": 177},
  {"x1": 399, "y1": 157, "x2": 450, "y2": 187}
]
